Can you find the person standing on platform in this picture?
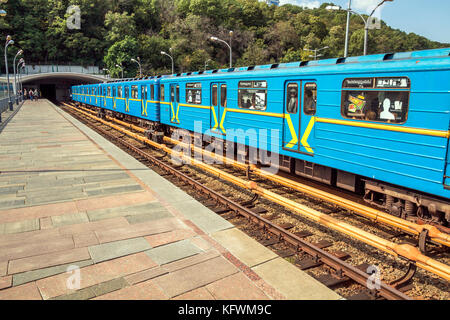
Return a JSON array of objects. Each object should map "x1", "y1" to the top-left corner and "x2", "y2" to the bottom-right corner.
[
  {"x1": 23, "y1": 88, "x2": 27, "y2": 100},
  {"x1": 29, "y1": 89, "x2": 34, "y2": 101}
]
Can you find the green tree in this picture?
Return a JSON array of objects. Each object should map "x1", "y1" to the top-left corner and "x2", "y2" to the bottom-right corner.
[
  {"x1": 104, "y1": 11, "x2": 137, "y2": 43},
  {"x1": 104, "y1": 35, "x2": 138, "y2": 77}
]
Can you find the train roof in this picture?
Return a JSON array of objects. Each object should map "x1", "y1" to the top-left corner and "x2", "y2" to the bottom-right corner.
[
  {"x1": 74, "y1": 47, "x2": 450, "y2": 87},
  {"x1": 164, "y1": 47, "x2": 450, "y2": 81}
]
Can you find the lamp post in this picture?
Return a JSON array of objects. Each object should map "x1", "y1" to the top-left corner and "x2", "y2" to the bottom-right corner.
[
  {"x1": 115, "y1": 64, "x2": 123, "y2": 79},
  {"x1": 20, "y1": 63, "x2": 25, "y2": 99},
  {"x1": 161, "y1": 49, "x2": 174, "y2": 74},
  {"x1": 16, "y1": 58, "x2": 24, "y2": 102},
  {"x1": 210, "y1": 31, "x2": 233, "y2": 68},
  {"x1": 131, "y1": 57, "x2": 142, "y2": 77},
  {"x1": 326, "y1": 0, "x2": 393, "y2": 56},
  {"x1": 204, "y1": 58, "x2": 211, "y2": 71},
  {"x1": 13, "y1": 50, "x2": 23, "y2": 105},
  {"x1": 363, "y1": 0, "x2": 393, "y2": 56},
  {"x1": 5, "y1": 35, "x2": 14, "y2": 111},
  {"x1": 304, "y1": 46, "x2": 329, "y2": 60}
]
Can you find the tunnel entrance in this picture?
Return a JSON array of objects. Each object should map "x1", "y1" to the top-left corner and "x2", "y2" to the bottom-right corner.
[
  {"x1": 40, "y1": 84, "x2": 56, "y2": 101},
  {"x1": 22, "y1": 73, "x2": 105, "y2": 103}
]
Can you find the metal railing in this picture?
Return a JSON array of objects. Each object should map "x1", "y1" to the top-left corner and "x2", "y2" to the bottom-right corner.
[{"x1": 1, "y1": 64, "x2": 104, "y2": 77}]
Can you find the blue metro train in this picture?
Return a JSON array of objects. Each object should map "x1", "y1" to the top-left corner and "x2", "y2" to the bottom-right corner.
[{"x1": 72, "y1": 47, "x2": 450, "y2": 226}]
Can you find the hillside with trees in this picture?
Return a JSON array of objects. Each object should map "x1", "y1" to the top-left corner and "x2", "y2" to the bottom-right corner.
[{"x1": 1, "y1": 0, "x2": 448, "y2": 77}]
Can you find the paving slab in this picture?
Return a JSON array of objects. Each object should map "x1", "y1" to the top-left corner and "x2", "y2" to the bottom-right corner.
[
  {"x1": 252, "y1": 258, "x2": 342, "y2": 300},
  {"x1": 153, "y1": 256, "x2": 239, "y2": 298},
  {"x1": 211, "y1": 228, "x2": 278, "y2": 267},
  {"x1": 8, "y1": 248, "x2": 91, "y2": 274},
  {"x1": 51, "y1": 212, "x2": 89, "y2": 227},
  {"x1": 94, "y1": 279, "x2": 168, "y2": 300},
  {"x1": 94, "y1": 218, "x2": 185, "y2": 244},
  {"x1": 12, "y1": 260, "x2": 94, "y2": 287},
  {"x1": 124, "y1": 266, "x2": 168, "y2": 286},
  {"x1": 0, "y1": 219, "x2": 40, "y2": 235},
  {"x1": 206, "y1": 272, "x2": 269, "y2": 300},
  {"x1": 0, "y1": 282, "x2": 42, "y2": 300},
  {"x1": 125, "y1": 210, "x2": 173, "y2": 224},
  {"x1": 86, "y1": 202, "x2": 165, "y2": 222},
  {"x1": 88, "y1": 237, "x2": 152, "y2": 264},
  {"x1": 0, "y1": 235, "x2": 74, "y2": 263},
  {"x1": 144, "y1": 239, "x2": 203, "y2": 265},
  {"x1": 36, "y1": 252, "x2": 156, "y2": 300},
  {"x1": 0, "y1": 276, "x2": 12, "y2": 290},
  {"x1": 172, "y1": 287, "x2": 216, "y2": 300}
]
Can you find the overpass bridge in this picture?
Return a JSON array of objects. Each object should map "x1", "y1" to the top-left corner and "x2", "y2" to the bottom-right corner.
[{"x1": 0, "y1": 65, "x2": 111, "y2": 101}]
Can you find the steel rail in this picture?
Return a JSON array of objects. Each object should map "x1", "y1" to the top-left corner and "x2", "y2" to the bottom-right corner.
[{"x1": 61, "y1": 104, "x2": 412, "y2": 300}]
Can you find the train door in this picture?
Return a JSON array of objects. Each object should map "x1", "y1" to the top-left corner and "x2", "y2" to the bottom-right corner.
[
  {"x1": 282, "y1": 81, "x2": 317, "y2": 155},
  {"x1": 141, "y1": 84, "x2": 148, "y2": 117},
  {"x1": 170, "y1": 83, "x2": 180, "y2": 124},
  {"x1": 299, "y1": 82, "x2": 317, "y2": 154},
  {"x1": 96, "y1": 84, "x2": 101, "y2": 106},
  {"x1": 210, "y1": 82, "x2": 226, "y2": 135},
  {"x1": 283, "y1": 81, "x2": 301, "y2": 151}
]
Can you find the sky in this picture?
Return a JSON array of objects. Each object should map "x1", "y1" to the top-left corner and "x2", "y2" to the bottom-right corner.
[{"x1": 277, "y1": 0, "x2": 450, "y2": 44}]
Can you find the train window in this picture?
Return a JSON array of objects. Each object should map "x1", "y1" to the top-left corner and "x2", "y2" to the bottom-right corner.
[
  {"x1": 186, "y1": 83, "x2": 201, "y2": 104},
  {"x1": 112, "y1": 86, "x2": 116, "y2": 97},
  {"x1": 238, "y1": 81, "x2": 267, "y2": 111},
  {"x1": 141, "y1": 85, "x2": 147, "y2": 100},
  {"x1": 150, "y1": 85, "x2": 154, "y2": 100},
  {"x1": 286, "y1": 83, "x2": 298, "y2": 114},
  {"x1": 170, "y1": 86, "x2": 175, "y2": 102},
  {"x1": 131, "y1": 85, "x2": 138, "y2": 99},
  {"x1": 176, "y1": 85, "x2": 180, "y2": 103},
  {"x1": 220, "y1": 84, "x2": 227, "y2": 107},
  {"x1": 107, "y1": 86, "x2": 111, "y2": 97},
  {"x1": 341, "y1": 77, "x2": 410, "y2": 123},
  {"x1": 160, "y1": 85, "x2": 165, "y2": 101},
  {"x1": 303, "y1": 83, "x2": 317, "y2": 116},
  {"x1": 117, "y1": 86, "x2": 122, "y2": 98},
  {"x1": 212, "y1": 85, "x2": 218, "y2": 106},
  {"x1": 125, "y1": 86, "x2": 129, "y2": 98}
]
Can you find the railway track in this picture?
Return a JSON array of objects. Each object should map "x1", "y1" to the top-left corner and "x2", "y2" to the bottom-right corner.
[{"x1": 60, "y1": 101, "x2": 450, "y2": 299}]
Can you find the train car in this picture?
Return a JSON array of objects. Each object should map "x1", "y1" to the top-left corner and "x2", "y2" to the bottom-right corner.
[
  {"x1": 96, "y1": 77, "x2": 163, "y2": 133},
  {"x1": 73, "y1": 47, "x2": 450, "y2": 226},
  {"x1": 159, "y1": 48, "x2": 450, "y2": 225}
]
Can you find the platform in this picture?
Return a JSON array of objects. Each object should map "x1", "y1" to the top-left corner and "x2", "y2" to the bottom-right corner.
[{"x1": 0, "y1": 100, "x2": 341, "y2": 300}]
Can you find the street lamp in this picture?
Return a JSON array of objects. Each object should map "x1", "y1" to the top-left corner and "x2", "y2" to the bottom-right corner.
[
  {"x1": 13, "y1": 49, "x2": 23, "y2": 105},
  {"x1": 210, "y1": 31, "x2": 233, "y2": 68},
  {"x1": 326, "y1": 0, "x2": 393, "y2": 56},
  {"x1": 131, "y1": 57, "x2": 142, "y2": 77},
  {"x1": 363, "y1": 0, "x2": 393, "y2": 56},
  {"x1": 115, "y1": 63, "x2": 123, "y2": 79},
  {"x1": 5, "y1": 35, "x2": 14, "y2": 111},
  {"x1": 304, "y1": 46, "x2": 329, "y2": 60},
  {"x1": 16, "y1": 58, "x2": 24, "y2": 102},
  {"x1": 204, "y1": 58, "x2": 211, "y2": 71},
  {"x1": 161, "y1": 49, "x2": 174, "y2": 74},
  {"x1": 20, "y1": 63, "x2": 25, "y2": 99}
]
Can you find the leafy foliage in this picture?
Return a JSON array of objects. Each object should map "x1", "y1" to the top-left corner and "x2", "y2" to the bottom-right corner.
[{"x1": 0, "y1": 0, "x2": 447, "y2": 76}]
